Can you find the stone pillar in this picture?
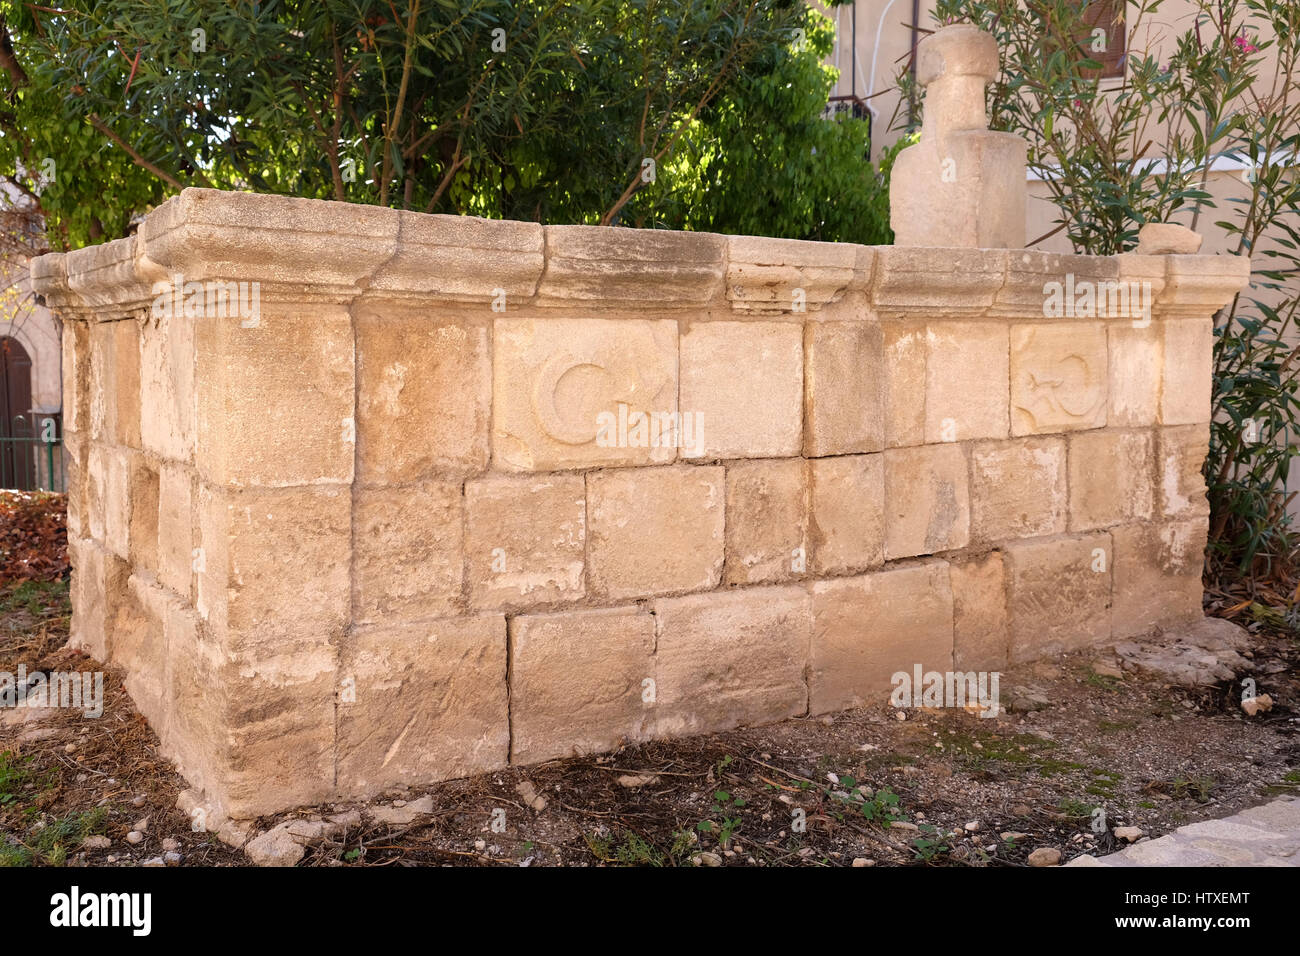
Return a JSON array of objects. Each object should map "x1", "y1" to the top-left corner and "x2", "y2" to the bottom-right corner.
[{"x1": 890, "y1": 24, "x2": 1028, "y2": 248}]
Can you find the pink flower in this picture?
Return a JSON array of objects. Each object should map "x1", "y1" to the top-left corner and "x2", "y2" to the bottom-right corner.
[{"x1": 1233, "y1": 34, "x2": 1259, "y2": 54}]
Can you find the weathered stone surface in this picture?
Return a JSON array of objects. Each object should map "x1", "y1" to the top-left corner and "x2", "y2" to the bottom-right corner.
[
  {"x1": 883, "y1": 445, "x2": 970, "y2": 559},
  {"x1": 1134, "y1": 222, "x2": 1202, "y2": 256},
  {"x1": 196, "y1": 484, "x2": 351, "y2": 646},
  {"x1": 196, "y1": 309, "x2": 354, "y2": 487},
  {"x1": 466, "y1": 473, "x2": 585, "y2": 609},
  {"x1": 882, "y1": 321, "x2": 926, "y2": 447},
  {"x1": 354, "y1": 482, "x2": 463, "y2": 625},
  {"x1": 336, "y1": 615, "x2": 509, "y2": 795},
  {"x1": 653, "y1": 587, "x2": 809, "y2": 734},
  {"x1": 1068, "y1": 429, "x2": 1154, "y2": 531},
  {"x1": 803, "y1": 321, "x2": 884, "y2": 456},
  {"x1": 809, "y1": 454, "x2": 884, "y2": 574},
  {"x1": 538, "y1": 225, "x2": 725, "y2": 305},
  {"x1": 139, "y1": 309, "x2": 195, "y2": 461},
  {"x1": 588, "y1": 465, "x2": 724, "y2": 600},
  {"x1": 167, "y1": 596, "x2": 337, "y2": 819},
  {"x1": 1010, "y1": 323, "x2": 1107, "y2": 435},
  {"x1": 1107, "y1": 325, "x2": 1161, "y2": 427},
  {"x1": 493, "y1": 318, "x2": 679, "y2": 471},
  {"x1": 356, "y1": 310, "x2": 490, "y2": 483},
  {"x1": 726, "y1": 235, "x2": 860, "y2": 311},
  {"x1": 724, "y1": 458, "x2": 807, "y2": 585},
  {"x1": 67, "y1": 536, "x2": 129, "y2": 661},
  {"x1": 925, "y1": 322, "x2": 1009, "y2": 442},
  {"x1": 61, "y1": 320, "x2": 89, "y2": 436},
  {"x1": 810, "y1": 562, "x2": 954, "y2": 713},
  {"x1": 951, "y1": 552, "x2": 1009, "y2": 671},
  {"x1": 113, "y1": 574, "x2": 176, "y2": 736},
  {"x1": 156, "y1": 462, "x2": 195, "y2": 598},
  {"x1": 680, "y1": 321, "x2": 802, "y2": 458},
  {"x1": 1005, "y1": 534, "x2": 1112, "y2": 662},
  {"x1": 1160, "y1": 318, "x2": 1213, "y2": 425},
  {"x1": 1158, "y1": 425, "x2": 1210, "y2": 517},
  {"x1": 90, "y1": 318, "x2": 141, "y2": 448},
  {"x1": 509, "y1": 606, "x2": 655, "y2": 764},
  {"x1": 1111, "y1": 521, "x2": 1205, "y2": 639},
  {"x1": 1112, "y1": 615, "x2": 1248, "y2": 686},
  {"x1": 970, "y1": 437, "x2": 1066, "y2": 541},
  {"x1": 96, "y1": 445, "x2": 132, "y2": 559},
  {"x1": 127, "y1": 456, "x2": 160, "y2": 573}
]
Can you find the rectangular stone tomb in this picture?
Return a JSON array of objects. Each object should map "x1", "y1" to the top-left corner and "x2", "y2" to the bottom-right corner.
[{"x1": 30, "y1": 188, "x2": 1249, "y2": 818}]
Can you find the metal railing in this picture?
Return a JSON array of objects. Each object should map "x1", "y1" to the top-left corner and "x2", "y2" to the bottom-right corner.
[{"x1": 0, "y1": 412, "x2": 64, "y2": 492}]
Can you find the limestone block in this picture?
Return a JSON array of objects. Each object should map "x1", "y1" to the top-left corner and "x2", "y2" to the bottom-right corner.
[
  {"x1": 368, "y1": 210, "x2": 544, "y2": 301},
  {"x1": 63, "y1": 433, "x2": 85, "y2": 540},
  {"x1": 538, "y1": 225, "x2": 725, "y2": 305},
  {"x1": 1068, "y1": 429, "x2": 1155, "y2": 530},
  {"x1": 883, "y1": 321, "x2": 926, "y2": 446},
  {"x1": 803, "y1": 321, "x2": 885, "y2": 456},
  {"x1": 809, "y1": 454, "x2": 884, "y2": 574},
  {"x1": 493, "y1": 318, "x2": 679, "y2": 471},
  {"x1": 883, "y1": 444, "x2": 970, "y2": 559},
  {"x1": 680, "y1": 320, "x2": 803, "y2": 459},
  {"x1": 1160, "y1": 318, "x2": 1213, "y2": 425},
  {"x1": 1005, "y1": 534, "x2": 1112, "y2": 661},
  {"x1": 157, "y1": 462, "x2": 196, "y2": 598},
  {"x1": 127, "y1": 455, "x2": 160, "y2": 573},
  {"x1": 354, "y1": 482, "x2": 463, "y2": 625},
  {"x1": 951, "y1": 552, "x2": 1009, "y2": 671},
  {"x1": 61, "y1": 320, "x2": 89, "y2": 437},
  {"x1": 68, "y1": 536, "x2": 129, "y2": 661},
  {"x1": 1158, "y1": 254, "x2": 1251, "y2": 318},
  {"x1": 1108, "y1": 324, "x2": 1161, "y2": 427},
  {"x1": 994, "y1": 252, "x2": 1122, "y2": 320},
  {"x1": 355, "y1": 309, "x2": 490, "y2": 484},
  {"x1": 196, "y1": 309, "x2": 354, "y2": 487},
  {"x1": 509, "y1": 606, "x2": 655, "y2": 764},
  {"x1": 810, "y1": 562, "x2": 954, "y2": 714},
  {"x1": 925, "y1": 321, "x2": 1009, "y2": 442},
  {"x1": 1010, "y1": 322, "x2": 1108, "y2": 434},
  {"x1": 465, "y1": 473, "x2": 585, "y2": 609},
  {"x1": 1158, "y1": 425, "x2": 1210, "y2": 517},
  {"x1": 588, "y1": 465, "x2": 725, "y2": 600},
  {"x1": 873, "y1": 248, "x2": 1008, "y2": 316},
  {"x1": 196, "y1": 484, "x2": 351, "y2": 647},
  {"x1": 970, "y1": 437, "x2": 1066, "y2": 541},
  {"x1": 139, "y1": 308, "x2": 195, "y2": 461},
  {"x1": 890, "y1": 133, "x2": 1027, "y2": 248},
  {"x1": 1112, "y1": 521, "x2": 1206, "y2": 638},
  {"x1": 724, "y1": 458, "x2": 807, "y2": 585},
  {"x1": 85, "y1": 443, "x2": 109, "y2": 543},
  {"x1": 725, "y1": 235, "x2": 860, "y2": 311},
  {"x1": 213, "y1": 637, "x2": 339, "y2": 818},
  {"x1": 652, "y1": 587, "x2": 809, "y2": 735},
  {"x1": 114, "y1": 574, "x2": 176, "y2": 736},
  {"x1": 97, "y1": 445, "x2": 132, "y2": 559},
  {"x1": 90, "y1": 318, "x2": 141, "y2": 447},
  {"x1": 1134, "y1": 223, "x2": 1202, "y2": 256},
  {"x1": 336, "y1": 615, "x2": 509, "y2": 795}
]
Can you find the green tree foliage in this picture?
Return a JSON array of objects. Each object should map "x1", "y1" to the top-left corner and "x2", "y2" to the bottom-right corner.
[
  {"x1": 0, "y1": 0, "x2": 891, "y2": 248},
  {"x1": 929, "y1": 0, "x2": 1300, "y2": 598}
]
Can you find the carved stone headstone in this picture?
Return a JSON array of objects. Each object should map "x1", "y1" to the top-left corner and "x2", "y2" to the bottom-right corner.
[{"x1": 890, "y1": 23, "x2": 1028, "y2": 248}]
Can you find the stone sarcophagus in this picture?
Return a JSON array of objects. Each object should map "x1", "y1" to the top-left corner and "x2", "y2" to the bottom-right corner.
[
  {"x1": 29, "y1": 28, "x2": 1249, "y2": 820},
  {"x1": 31, "y1": 189, "x2": 1248, "y2": 818}
]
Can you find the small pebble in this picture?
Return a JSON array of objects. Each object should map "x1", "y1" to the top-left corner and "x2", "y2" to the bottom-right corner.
[{"x1": 125, "y1": 831, "x2": 143, "y2": 845}]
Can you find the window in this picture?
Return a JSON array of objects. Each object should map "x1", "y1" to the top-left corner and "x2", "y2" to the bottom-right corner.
[{"x1": 1077, "y1": 0, "x2": 1127, "y2": 79}]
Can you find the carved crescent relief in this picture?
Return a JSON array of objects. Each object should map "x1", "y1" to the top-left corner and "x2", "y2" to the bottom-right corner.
[{"x1": 530, "y1": 344, "x2": 672, "y2": 447}]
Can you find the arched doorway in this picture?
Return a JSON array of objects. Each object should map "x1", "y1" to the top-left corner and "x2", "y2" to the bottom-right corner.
[{"x1": 1, "y1": 335, "x2": 35, "y2": 490}]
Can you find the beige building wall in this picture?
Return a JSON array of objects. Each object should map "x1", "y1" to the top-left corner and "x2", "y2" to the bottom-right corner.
[{"x1": 828, "y1": 0, "x2": 1285, "y2": 255}]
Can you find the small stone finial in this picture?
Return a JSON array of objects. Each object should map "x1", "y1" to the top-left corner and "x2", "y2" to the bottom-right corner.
[
  {"x1": 1133, "y1": 223, "x2": 1203, "y2": 256},
  {"x1": 889, "y1": 23, "x2": 1027, "y2": 249}
]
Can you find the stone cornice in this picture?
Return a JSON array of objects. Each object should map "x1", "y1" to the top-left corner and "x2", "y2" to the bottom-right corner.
[{"x1": 29, "y1": 187, "x2": 1251, "y2": 320}]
